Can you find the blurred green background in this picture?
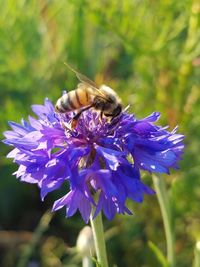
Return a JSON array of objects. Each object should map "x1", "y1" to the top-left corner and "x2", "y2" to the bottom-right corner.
[{"x1": 0, "y1": 0, "x2": 200, "y2": 266}]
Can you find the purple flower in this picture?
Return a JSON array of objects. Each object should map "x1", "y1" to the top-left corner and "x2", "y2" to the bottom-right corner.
[{"x1": 3, "y1": 98, "x2": 184, "y2": 223}]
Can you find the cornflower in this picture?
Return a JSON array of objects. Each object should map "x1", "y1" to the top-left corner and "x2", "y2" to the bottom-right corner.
[{"x1": 3, "y1": 98, "x2": 184, "y2": 223}]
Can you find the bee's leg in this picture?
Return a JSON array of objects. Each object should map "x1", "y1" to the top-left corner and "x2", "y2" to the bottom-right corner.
[
  {"x1": 73, "y1": 105, "x2": 93, "y2": 120},
  {"x1": 110, "y1": 115, "x2": 115, "y2": 121},
  {"x1": 100, "y1": 111, "x2": 103, "y2": 120},
  {"x1": 71, "y1": 105, "x2": 93, "y2": 128}
]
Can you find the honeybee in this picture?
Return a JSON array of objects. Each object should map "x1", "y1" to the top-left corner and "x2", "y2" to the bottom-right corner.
[{"x1": 55, "y1": 63, "x2": 122, "y2": 128}]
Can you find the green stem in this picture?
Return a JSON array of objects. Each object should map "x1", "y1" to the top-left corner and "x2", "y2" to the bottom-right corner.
[
  {"x1": 17, "y1": 209, "x2": 54, "y2": 267},
  {"x1": 176, "y1": 0, "x2": 200, "y2": 116},
  {"x1": 152, "y1": 174, "x2": 175, "y2": 267},
  {"x1": 193, "y1": 241, "x2": 200, "y2": 267},
  {"x1": 90, "y1": 212, "x2": 109, "y2": 267}
]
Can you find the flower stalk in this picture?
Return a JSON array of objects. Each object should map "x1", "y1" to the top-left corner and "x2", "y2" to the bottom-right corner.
[
  {"x1": 90, "y1": 212, "x2": 109, "y2": 267},
  {"x1": 152, "y1": 174, "x2": 175, "y2": 267}
]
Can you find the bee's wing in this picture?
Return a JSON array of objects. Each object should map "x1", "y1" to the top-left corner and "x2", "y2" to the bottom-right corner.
[{"x1": 64, "y1": 62, "x2": 109, "y2": 101}]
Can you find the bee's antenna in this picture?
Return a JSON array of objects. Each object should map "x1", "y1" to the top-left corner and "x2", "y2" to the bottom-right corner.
[{"x1": 124, "y1": 104, "x2": 131, "y2": 112}]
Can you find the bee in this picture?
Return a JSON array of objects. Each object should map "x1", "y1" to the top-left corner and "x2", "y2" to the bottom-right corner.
[{"x1": 55, "y1": 63, "x2": 122, "y2": 128}]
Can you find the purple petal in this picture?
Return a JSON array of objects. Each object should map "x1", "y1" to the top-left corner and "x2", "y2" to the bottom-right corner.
[
  {"x1": 95, "y1": 145, "x2": 126, "y2": 170},
  {"x1": 40, "y1": 177, "x2": 65, "y2": 200}
]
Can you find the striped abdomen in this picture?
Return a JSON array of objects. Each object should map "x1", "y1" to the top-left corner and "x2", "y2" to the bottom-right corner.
[{"x1": 55, "y1": 85, "x2": 92, "y2": 113}]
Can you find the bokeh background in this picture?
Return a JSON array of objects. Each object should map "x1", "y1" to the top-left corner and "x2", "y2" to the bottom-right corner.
[{"x1": 0, "y1": 0, "x2": 200, "y2": 266}]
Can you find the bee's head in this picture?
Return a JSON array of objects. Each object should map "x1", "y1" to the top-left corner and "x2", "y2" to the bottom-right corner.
[
  {"x1": 104, "y1": 104, "x2": 122, "y2": 120},
  {"x1": 112, "y1": 104, "x2": 122, "y2": 118}
]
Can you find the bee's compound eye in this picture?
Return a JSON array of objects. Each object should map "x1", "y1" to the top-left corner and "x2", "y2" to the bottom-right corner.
[{"x1": 113, "y1": 105, "x2": 122, "y2": 117}]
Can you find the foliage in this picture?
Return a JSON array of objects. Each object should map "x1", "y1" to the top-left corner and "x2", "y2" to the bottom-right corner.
[{"x1": 0, "y1": 0, "x2": 199, "y2": 266}]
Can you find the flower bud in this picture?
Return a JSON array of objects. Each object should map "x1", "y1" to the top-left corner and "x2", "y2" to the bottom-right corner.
[{"x1": 76, "y1": 226, "x2": 94, "y2": 257}]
